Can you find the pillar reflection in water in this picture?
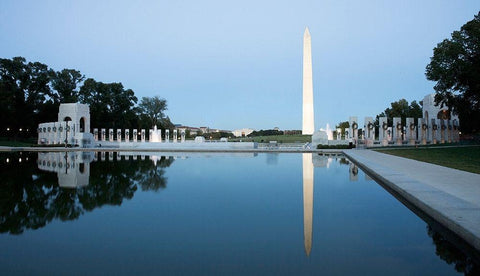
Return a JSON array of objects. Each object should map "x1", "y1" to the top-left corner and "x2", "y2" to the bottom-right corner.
[
  {"x1": 303, "y1": 153, "x2": 314, "y2": 257},
  {"x1": 37, "y1": 152, "x2": 94, "y2": 188}
]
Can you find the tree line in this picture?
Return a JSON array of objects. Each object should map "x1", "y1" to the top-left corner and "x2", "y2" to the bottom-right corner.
[{"x1": 0, "y1": 57, "x2": 172, "y2": 138}]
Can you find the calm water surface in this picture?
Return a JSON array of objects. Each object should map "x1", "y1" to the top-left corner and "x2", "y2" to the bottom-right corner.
[{"x1": 0, "y1": 152, "x2": 478, "y2": 275}]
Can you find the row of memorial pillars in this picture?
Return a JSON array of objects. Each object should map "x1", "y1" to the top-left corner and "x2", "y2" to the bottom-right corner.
[
  {"x1": 92, "y1": 128, "x2": 186, "y2": 143},
  {"x1": 377, "y1": 117, "x2": 460, "y2": 145},
  {"x1": 344, "y1": 116, "x2": 460, "y2": 146}
]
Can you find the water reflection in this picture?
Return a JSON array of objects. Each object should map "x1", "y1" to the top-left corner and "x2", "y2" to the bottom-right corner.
[
  {"x1": 0, "y1": 152, "x2": 173, "y2": 234},
  {"x1": 427, "y1": 225, "x2": 480, "y2": 275},
  {"x1": 37, "y1": 152, "x2": 94, "y2": 188},
  {"x1": 302, "y1": 153, "x2": 314, "y2": 256},
  {"x1": 0, "y1": 152, "x2": 478, "y2": 274},
  {"x1": 303, "y1": 153, "x2": 357, "y2": 257}
]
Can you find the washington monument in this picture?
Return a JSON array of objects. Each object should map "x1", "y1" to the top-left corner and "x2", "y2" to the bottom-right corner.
[{"x1": 302, "y1": 27, "x2": 315, "y2": 135}]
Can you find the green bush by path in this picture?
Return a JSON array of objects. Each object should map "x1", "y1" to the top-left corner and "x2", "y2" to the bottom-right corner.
[{"x1": 375, "y1": 146, "x2": 480, "y2": 174}]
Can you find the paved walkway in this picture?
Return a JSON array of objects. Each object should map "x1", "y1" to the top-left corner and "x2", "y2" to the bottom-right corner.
[{"x1": 344, "y1": 149, "x2": 480, "y2": 252}]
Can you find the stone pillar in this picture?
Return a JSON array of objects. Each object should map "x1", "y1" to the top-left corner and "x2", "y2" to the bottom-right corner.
[
  {"x1": 133, "y1": 155, "x2": 137, "y2": 160},
  {"x1": 349, "y1": 116, "x2": 358, "y2": 143},
  {"x1": 117, "y1": 129, "x2": 122, "y2": 142},
  {"x1": 109, "y1": 129, "x2": 114, "y2": 141},
  {"x1": 419, "y1": 118, "x2": 427, "y2": 145},
  {"x1": 393, "y1": 117, "x2": 402, "y2": 145},
  {"x1": 364, "y1": 117, "x2": 374, "y2": 147},
  {"x1": 101, "y1": 129, "x2": 106, "y2": 141},
  {"x1": 116, "y1": 152, "x2": 121, "y2": 161},
  {"x1": 93, "y1": 128, "x2": 98, "y2": 141},
  {"x1": 431, "y1": 119, "x2": 438, "y2": 144},
  {"x1": 133, "y1": 129, "x2": 138, "y2": 142},
  {"x1": 125, "y1": 129, "x2": 130, "y2": 142},
  {"x1": 149, "y1": 129, "x2": 153, "y2": 142},
  {"x1": 447, "y1": 120, "x2": 453, "y2": 143},
  {"x1": 440, "y1": 119, "x2": 446, "y2": 143},
  {"x1": 453, "y1": 119, "x2": 459, "y2": 142},
  {"x1": 165, "y1": 129, "x2": 170, "y2": 142},
  {"x1": 379, "y1": 117, "x2": 388, "y2": 146},
  {"x1": 101, "y1": 151, "x2": 106, "y2": 161},
  {"x1": 181, "y1": 130, "x2": 186, "y2": 143},
  {"x1": 173, "y1": 129, "x2": 178, "y2": 143},
  {"x1": 406, "y1": 117, "x2": 416, "y2": 145},
  {"x1": 141, "y1": 129, "x2": 145, "y2": 142},
  {"x1": 336, "y1": 128, "x2": 341, "y2": 140}
]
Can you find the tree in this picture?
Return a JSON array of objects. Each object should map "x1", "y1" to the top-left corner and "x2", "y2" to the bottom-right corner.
[
  {"x1": 425, "y1": 12, "x2": 480, "y2": 133},
  {"x1": 335, "y1": 121, "x2": 350, "y2": 138},
  {"x1": 375, "y1": 99, "x2": 423, "y2": 126},
  {"x1": 0, "y1": 57, "x2": 52, "y2": 137},
  {"x1": 50, "y1": 69, "x2": 85, "y2": 103},
  {"x1": 138, "y1": 96, "x2": 167, "y2": 128},
  {"x1": 79, "y1": 79, "x2": 138, "y2": 129}
]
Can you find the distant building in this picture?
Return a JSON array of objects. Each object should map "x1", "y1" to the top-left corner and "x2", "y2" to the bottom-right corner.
[
  {"x1": 232, "y1": 128, "x2": 255, "y2": 137},
  {"x1": 422, "y1": 93, "x2": 459, "y2": 122}
]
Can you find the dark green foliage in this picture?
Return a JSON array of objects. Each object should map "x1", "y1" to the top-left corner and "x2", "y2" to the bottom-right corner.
[
  {"x1": 426, "y1": 12, "x2": 480, "y2": 134},
  {"x1": 316, "y1": 144, "x2": 354, "y2": 149},
  {"x1": 0, "y1": 152, "x2": 174, "y2": 234},
  {"x1": 0, "y1": 57, "x2": 53, "y2": 137},
  {"x1": 1, "y1": 56, "x2": 172, "y2": 137},
  {"x1": 50, "y1": 69, "x2": 85, "y2": 103},
  {"x1": 375, "y1": 99, "x2": 423, "y2": 126},
  {"x1": 79, "y1": 78, "x2": 138, "y2": 129},
  {"x1": 248, "y1": 129, "x2": 284, "y2": 137},
  {"x1": 137, "y1": 96, "x2": 168, "y2": 128}
]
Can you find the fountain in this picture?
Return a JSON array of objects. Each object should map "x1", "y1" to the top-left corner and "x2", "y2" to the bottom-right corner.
[{"x1": 150, "y1": 126, "x2": 161, "y2": 142}]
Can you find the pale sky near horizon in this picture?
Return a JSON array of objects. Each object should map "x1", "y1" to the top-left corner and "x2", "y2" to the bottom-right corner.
[{"x1": 1, "y1": 0, "x2": 479, "y2": 131}]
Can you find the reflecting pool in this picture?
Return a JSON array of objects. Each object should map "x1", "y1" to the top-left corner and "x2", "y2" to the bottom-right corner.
[{"x1": 0, "y1": 152, "x2": 478, "y2": 275}]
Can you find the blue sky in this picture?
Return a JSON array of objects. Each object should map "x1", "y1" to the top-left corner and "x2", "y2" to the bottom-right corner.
[{"x1": 1, "y1": 0, "x2": 478, "y2": 130}]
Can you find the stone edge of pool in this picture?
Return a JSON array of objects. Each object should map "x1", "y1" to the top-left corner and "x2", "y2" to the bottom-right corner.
[{"x1": 343, "y1": 149, "x2": 480, "y2": 254}]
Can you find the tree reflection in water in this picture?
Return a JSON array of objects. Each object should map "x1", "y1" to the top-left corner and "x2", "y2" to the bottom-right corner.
[
  {"x1": 427, "y1": 225, "x2": 480, "y2": 275},
  {"x1": 0, "y1": 152, "x2": 173, "y2": 235}
]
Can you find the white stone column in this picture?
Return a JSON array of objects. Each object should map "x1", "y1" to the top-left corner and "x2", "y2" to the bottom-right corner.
[
  {"x1": 173, "y1": 129, "x2": 178, "y2": 143},
  {"x1": 181, "y1": 130, "x2": 186, "y2": 143},
  {"x1": 165, "y1": 129, "x2": 170, "y2": 142},
  {"x1": 149, "y1": 129, "x2": 153, "y2": 142},
  {"x1": 349, "y1": 116, "x2": 358, "y2": 142},
  {"x1": 93, "y1": 128, "x2": 98, "y2": 141},
  {"x1": 109, "y1": 129, "x2": 114, "y2": 141},
  {"x1": 141, "y1": 129, "x2": 145, "y2": 142},
  {"x1": 406, "y1": 117, "x2": 416, "y2": 145},
  {"x1": 336, "y1": 128, "x2": 341, "y2": 140},
  {"x1": 379, "y1": 117, "x2": 388, "y2": 146},
  {"x1": 393, "y1": 117, "x2": 402, "y2": 145},
  {"x1": 431, "y1": 119, "x2": 438, "y2": 144},
  {"x1": 419, "y1": 118, "x2": 427, "y2": 145},
  {"x1": 133, "y1": 129, "x2": 137, "y2": 142},
  {"x1": 101, "y1": 129, "x2": 106, "y2": 141},
  {"x1": 125, "y1": 129, "x2": 130, "y2": 142},
  {"x1": 440, "y1": 119, "x2": 446, "y2": 143}
]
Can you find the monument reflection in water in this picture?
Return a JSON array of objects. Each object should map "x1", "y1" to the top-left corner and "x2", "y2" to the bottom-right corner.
[
  {"x1": 302, "y1": 153, "x2": 361, "y2": 257},
  {"x1": 1, "y1": 152, "x2": 471, "y2": 274},
  {"x1": 37, "y1": 152, "x2": 95, "y2": 188}
]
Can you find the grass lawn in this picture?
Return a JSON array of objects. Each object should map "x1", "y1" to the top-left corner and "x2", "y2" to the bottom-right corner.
[
  {"x1": 0, "y1": 138, "x2": 36, "y2": 147},
  {"x1": 375, "y1": 146, "x2": 480, "y2": 174},
  {"x1": 229, "y1": 134, "x2": 311, "y2": 143}
]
